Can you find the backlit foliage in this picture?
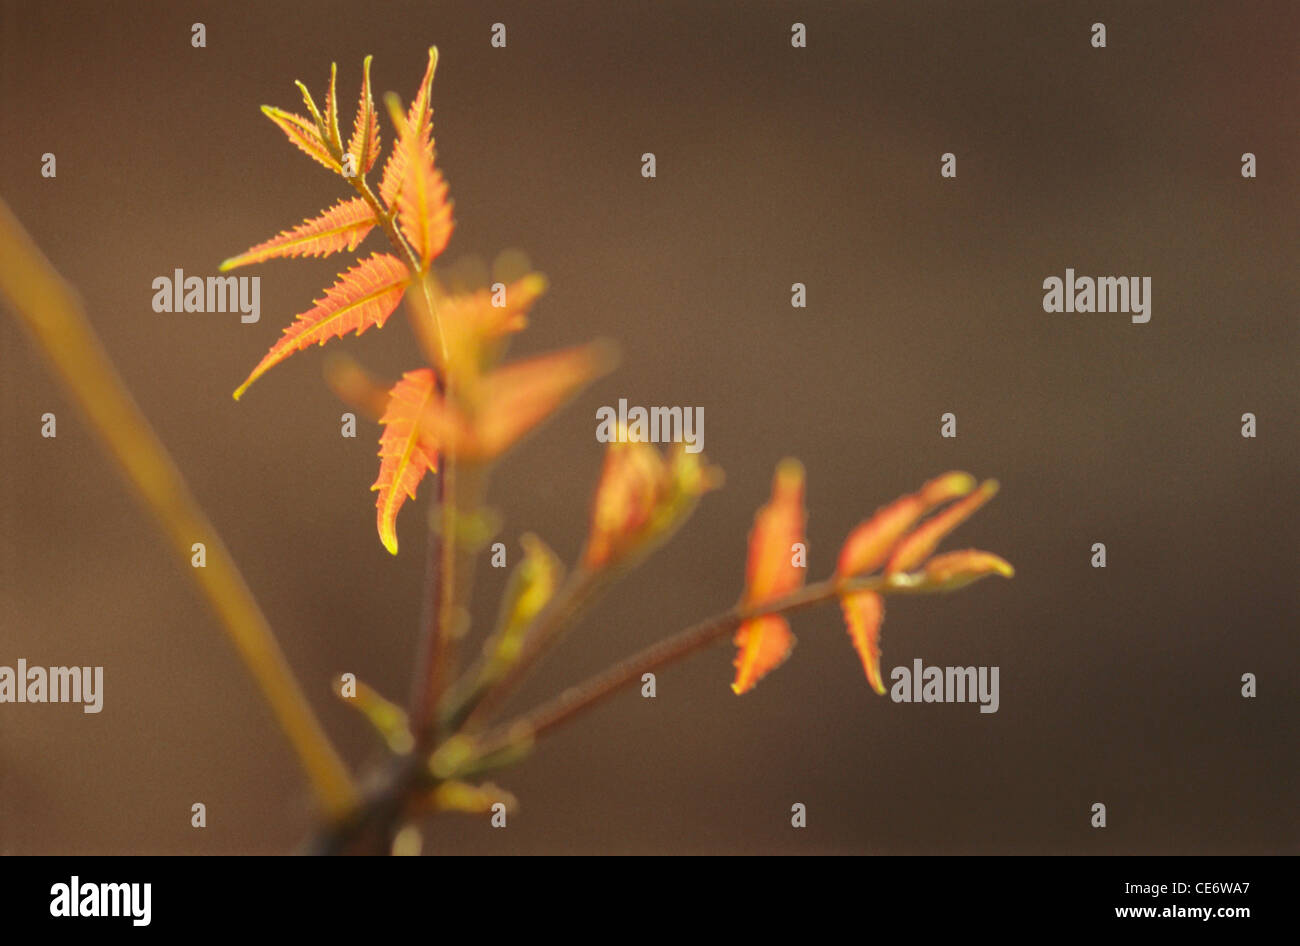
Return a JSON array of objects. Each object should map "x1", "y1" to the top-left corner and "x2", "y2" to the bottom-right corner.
[{"x1": 217, "y1": 50, "x2": 1014, "y2": 849}]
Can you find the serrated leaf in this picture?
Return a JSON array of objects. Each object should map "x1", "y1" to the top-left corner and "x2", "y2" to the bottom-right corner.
[
  {"x1": 385, "y1": 91, "x2": 452, "y2": 268},
  {"x1": 262, "y1": 105, "x2": 339, "y2": 172},
  {"x1": 371, "y1": 369, "x2": 440, "y2": 555},
  {"x1": 233, "y1": 252, "x2": 410, "y2": 399},
  {"x1": 220, "y1": 197, "x2": 376, "y2": 271},
  {"x1": 379, "y1": 47, "x2": 439, "y2": 206},
  {"x1": 347, "y1": 55, "x2": 381, "y2": 174},
  {"x1": 840, "y1": 590, "x2": 886, "y2": 695},
  {"x1": 731, "y1": 615, "x2": 796, "y2": 697},
  {"x1": 732, "y1": 459, "x2": 806, "y2": 694}
]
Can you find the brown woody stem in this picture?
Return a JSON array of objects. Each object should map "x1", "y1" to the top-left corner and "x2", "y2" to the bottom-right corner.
[{"x1": 475, "y1": 572, "x2": 915, "y2": 753}]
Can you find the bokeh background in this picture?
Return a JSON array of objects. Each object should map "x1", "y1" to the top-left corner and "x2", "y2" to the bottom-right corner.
[{"x1": 0, "y1": 0, "x2": 1295, "y2": 854}]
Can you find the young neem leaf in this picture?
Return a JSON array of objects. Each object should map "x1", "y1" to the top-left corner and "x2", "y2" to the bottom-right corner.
[
  {"x1": 219, "y1": 197, "x2": 377, "y2": 271},
  {"x1": 732, "y1": 459, "x2": 806, "y2": 694},
  {"x1": 261, "y1": 105, "x2": 339, "y2": 172},
  {"x1": 840, "y1": 590, "x2": 886, "y2": 695},
  {"x1": 233, "y1": 252, "x2": 411, "y2": 399},
  {"x1": 347, "y1": 55, "x2": 381, "y2": 175},
  {"x1": 372, "y1": 369, "x2": 439, "y2": 556}
]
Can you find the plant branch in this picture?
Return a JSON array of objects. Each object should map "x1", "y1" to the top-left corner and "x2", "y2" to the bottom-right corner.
[
  {"x1": 349, "y1": 175, "x2": 417, "y2": 272},
  {"x1": 475, "y1": 572, "x2": 920, "y2": 754},
  {"x1": 409, "y1": 448, "x2": 458, "y2": 747},
  {"x1": 0, "y1": 197, "x2": 359, "y2": 819},
  {"x1": 454, "y1": 566, "x2": 609, "y2": 732}
]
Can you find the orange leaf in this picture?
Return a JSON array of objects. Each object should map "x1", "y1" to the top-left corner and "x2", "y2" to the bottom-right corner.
[
  {"x1": 840, "y1": 590, "x2": 886, "y2": 694},
  {"x1": 731, "y1": 459, "x2": 806, "y2": 694},
  {"x1": 233, "y1": 252, "x2": 410, "y2": 399},
  {"x1": 731, "y1": 615, "x2": 796, "y2": 696},
  {"x1": 324, "y1": 353, "x2": 393, "y2": 423},
  {"x1": 440, "y1": 272, "x2": 548, "y2": 370},
  {"x1": 744, "y1": 459, "x2": 807, "y2": 605},
  {"x1": 347, "y1": 55, "x2": 381, "y2": 174},
  {"x1": 219, "y1": 197, "x2": 376, "y2": 271},
  {"x1": 921, "y1": 549, "x2": 1014, "y2": 590},
  {"x1": 836, "y1": 471, "x2": 975, "y2": 578},
  {"x1": 379, "y1": 47, "x2": 439, "y2": 206},
  {"x1": 371, "y1": 369, "x2": 439, "y2": 555},
  {"x1": 463, "y1": 342, "x2": 615, "y2": 459},
  {"x1": 583, "y1": 439, "x2": 670, "y2": 569},
  {"x1": 261, "y1": 106, "x2": 338, "y2": 172},
  {"x1": 411, "y1": 342, "x2": 615, "y2": 462},
  {"x1": 885, "y1": 479, "x2": 1000, "y2": 575},
  {"x1": 386, "y1": 90, "x2": 453, "y2": 267}
]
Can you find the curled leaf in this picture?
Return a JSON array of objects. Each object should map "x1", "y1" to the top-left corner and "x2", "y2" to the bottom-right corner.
[
  {"x1": 233, "y1": 252, "x2": 410, "y2": 399},
  {"x1": 372, "y1": 369, "x2": 440, "y2": 555},
  {"x1": 921, "y1": 549, "x2": 1015, "y2": 591},
  {"x1": 837, "y1": 471, "x2": 975, "y2": 579},
  {"x1": 885, "y1": 479, "x2": 1000, "y2": 575},
  {"x1": 583, "y1": 436, "x2": 723, "y2": 571},
  {"x1": 583, "y1": 438, "x2": 668, "y2": 569},
  {"x1": 220, "y1": 197, "x2": 376, "y2": 271}
]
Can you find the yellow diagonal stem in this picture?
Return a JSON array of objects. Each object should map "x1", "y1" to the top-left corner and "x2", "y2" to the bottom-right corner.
[{"x1": 0, "y1": 197, "x2": 358, "y2": 818}]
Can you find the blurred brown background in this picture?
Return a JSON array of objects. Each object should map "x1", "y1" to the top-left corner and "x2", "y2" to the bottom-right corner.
[{"x1": 0, "y1": 0, "x2": 1295, "y2": 854}]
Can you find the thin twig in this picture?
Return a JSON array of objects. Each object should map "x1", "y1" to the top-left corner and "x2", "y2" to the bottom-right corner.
[
  {"x1": 455, "y1": 567, "x2": 608, "y2": 731},
  {"x1": 476, "y1": 572, "x2": 919, "y2": 753}
]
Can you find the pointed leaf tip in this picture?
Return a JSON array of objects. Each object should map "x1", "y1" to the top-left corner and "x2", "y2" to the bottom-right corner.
[
  {"x1": 731, "y1": 615, "x2": 796, "y2": 695},
  {"x1": 840, "y1": 590, "x2": 886, "y2": 695},
  {"x1": 221, "y1": 196, "x2": 377, "y2": 270},
  {"x1": 886, "y1": 479, "x2": 1000, "y2": 575},
  {"x1": 347, "y1": 54, "x2": 381, "y2": 174},
  {"x1": 922, "y1": 549, "x2": 1014, "y2": 590},
  {"x1": 233, "y1": 252, "x2": 410, "y2": 398},
  {"x1": 836, "y1": 470, "x2": 978, "y2": 580},
  {"x1": 731, "y1": 458, "x2": 807, "y2": 693},
  {"x1": 372, "y1": 369, "x2": 439, "y2": 556},
  {"x1": 262, "y1": 104, "x2": 339, "y2": 172}
]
